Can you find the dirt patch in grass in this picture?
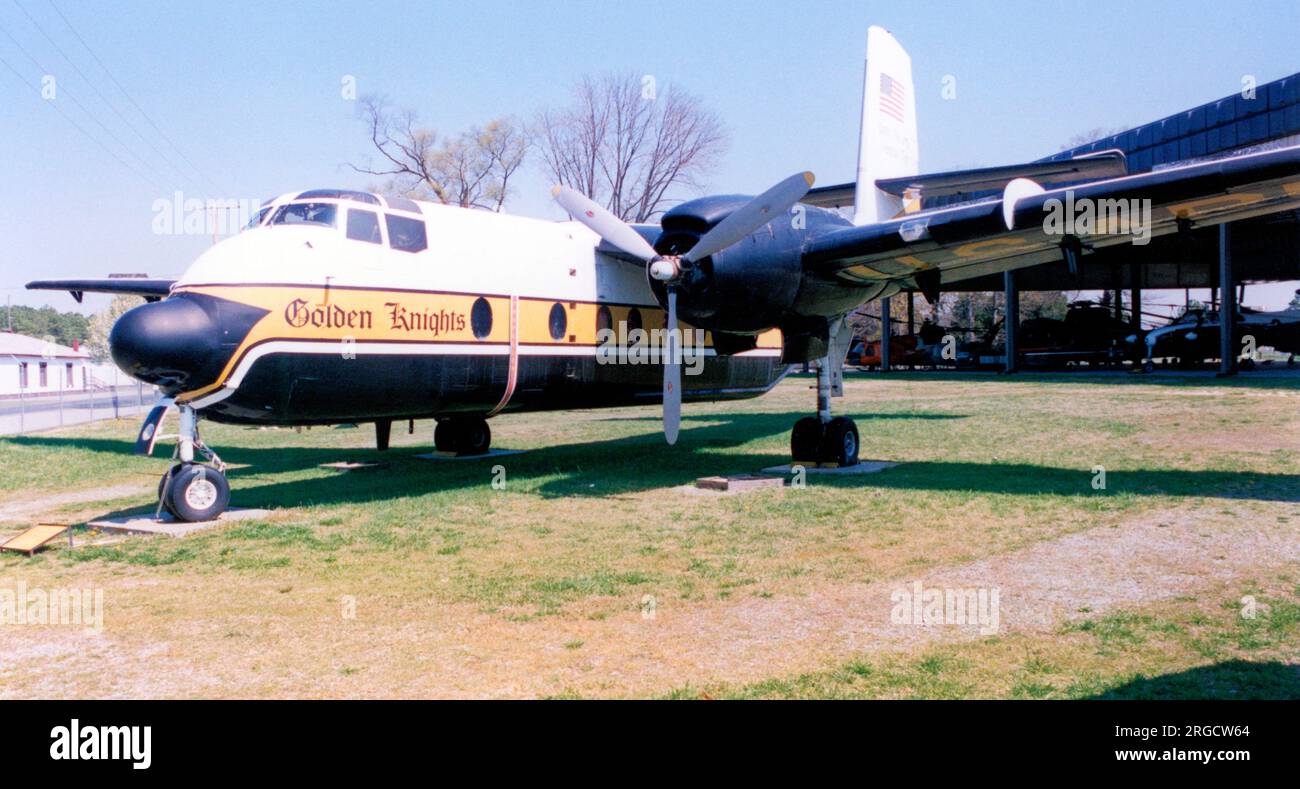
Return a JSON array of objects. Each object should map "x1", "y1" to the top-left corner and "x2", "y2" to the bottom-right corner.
[
  {"x1": 2, "y1": 499, "x2": 1294, "y2": 698},
  {"x1": 0, "y1": 481, "x2": 155, "y2": 527}
]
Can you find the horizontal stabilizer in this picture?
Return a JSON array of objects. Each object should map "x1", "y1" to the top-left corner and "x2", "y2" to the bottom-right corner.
[{"x1": 26, "y1": 278, "x2": 175, "y2": 303}]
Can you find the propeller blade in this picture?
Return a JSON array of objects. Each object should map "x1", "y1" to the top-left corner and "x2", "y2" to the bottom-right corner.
[
  {"x1": 683, "y1": 171, "x2": 815, "y2": 263},
  {"x1": 663, "y1": 288, "x2": 681, "y2": 445},
  {"x1": 551, "y1": 185, "x2": 659, "y2": 263}
]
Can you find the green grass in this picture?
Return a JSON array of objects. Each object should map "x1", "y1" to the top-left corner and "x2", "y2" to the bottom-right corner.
[
  {"x1": 1, "y1": 372, "x2": 1297, "y2": 697},
  {"x1": 681, "y1": 587, "x2": 1300, "y2": 700}
]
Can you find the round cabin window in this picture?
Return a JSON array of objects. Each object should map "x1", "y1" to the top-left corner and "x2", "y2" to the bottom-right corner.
[
  {"x1": 548, "y1": 302, "x2": 567, "y2": 341},
  {"x1": 596, "y1": 305, "x2": 613, "y2": 334},
  {"x1": 626, "y1": 307, "x2": 643, "y2": 333},
  {"x1": 471, "y1": 297, "x2": 493, "y2": 339}
]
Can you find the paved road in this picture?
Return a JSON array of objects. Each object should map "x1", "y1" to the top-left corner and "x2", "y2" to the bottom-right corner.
[{"x1": 0, "y1": 385, "x2": 155, "y2": 436}]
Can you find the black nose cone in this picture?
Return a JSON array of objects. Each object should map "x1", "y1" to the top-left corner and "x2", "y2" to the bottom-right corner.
[{"x1": 110, "y1": 297, "x2": 225, "y2": 392}]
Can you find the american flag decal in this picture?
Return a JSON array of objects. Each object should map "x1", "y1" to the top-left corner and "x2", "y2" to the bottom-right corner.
[{"x1": 879, "y1": 72, "x2": 906, "y2": 122}]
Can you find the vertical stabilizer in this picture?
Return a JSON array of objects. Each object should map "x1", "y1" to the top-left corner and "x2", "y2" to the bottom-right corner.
[{"x1": 852, "y1": 26, "x2": 919, "y2": 225}]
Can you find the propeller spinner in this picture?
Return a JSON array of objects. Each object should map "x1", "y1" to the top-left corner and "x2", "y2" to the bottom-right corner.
[{"x1": 552, "y1": 172, "x2": 815, "y2": 444}]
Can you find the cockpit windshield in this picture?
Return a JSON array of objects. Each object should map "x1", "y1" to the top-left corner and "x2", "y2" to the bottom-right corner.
[
  {"x1": 244, "y1": 205, "x2": 273, "y2": 230},
  {"x1": 270, "y1": 202, "x2": 338, "y2": 228}
]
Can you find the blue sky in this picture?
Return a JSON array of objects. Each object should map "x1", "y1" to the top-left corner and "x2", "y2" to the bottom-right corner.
[{"x1": 2, "y1": 0, "x2": 1299, "y2": 314}]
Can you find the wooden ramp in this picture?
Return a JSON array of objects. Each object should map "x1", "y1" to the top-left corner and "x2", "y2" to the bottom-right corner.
[{"x1": 0, "y1": 524, "x2": 69, "y2": 556}]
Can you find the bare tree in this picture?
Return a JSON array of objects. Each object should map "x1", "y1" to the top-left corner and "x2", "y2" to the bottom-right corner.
[
  {"x1": 349, "y1": 96, "x2": 527, "y2": 211},
  {"x1": 536, "y1": 73, "x2": 727, "y2": 222}
]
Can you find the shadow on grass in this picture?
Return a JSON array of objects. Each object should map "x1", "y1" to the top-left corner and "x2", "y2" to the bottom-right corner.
[
  {"x1": 7, "y1": 410, "x2": 1299, "y2": 511},
  {"x1": 824, "y1": 369, "x2": 1300, "y2": 390},
  {"x1": 1090, "y1": 660, "x2": 1300, "y2": 700}
]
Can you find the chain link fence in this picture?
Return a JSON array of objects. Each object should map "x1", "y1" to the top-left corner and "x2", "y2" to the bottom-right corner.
[{"x1": 0, "y1": 366, "x2": 154, "y2": 436}]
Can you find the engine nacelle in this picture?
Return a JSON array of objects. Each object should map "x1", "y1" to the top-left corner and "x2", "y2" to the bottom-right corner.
[{"x1": 652, "y1": 195, "x2": 845, "y2": 334}]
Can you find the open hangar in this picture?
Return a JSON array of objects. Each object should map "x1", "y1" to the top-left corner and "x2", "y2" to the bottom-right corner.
[{"x1": 809, "y1": 71, "x2": 1300, "y2": 375}]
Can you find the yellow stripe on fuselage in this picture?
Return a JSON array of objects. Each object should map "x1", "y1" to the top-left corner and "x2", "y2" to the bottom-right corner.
[{"x1": 173, "y1": 284, "x2": 782, "y2": 403}]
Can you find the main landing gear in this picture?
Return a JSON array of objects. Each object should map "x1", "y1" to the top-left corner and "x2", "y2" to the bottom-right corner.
[
  {"x1": 156, "y1": 404, "x2": 230, "y2": 522},
  {"x1": 790, "y1": 354, "x2": 860, "y2": 467},
  {"x1": 434, "y1": 415, "x2": 492, "y2": 456}
]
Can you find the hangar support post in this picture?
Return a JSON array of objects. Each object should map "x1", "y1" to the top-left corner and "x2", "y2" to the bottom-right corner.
[
  {"x1": 1130, "y1": 262, "x2": 1142, "y2": 335},
  {"x1": 1218, "y1": 223, "x2": 1236, "y2": 377},
  {"x1": 879, "y1": 296, "x2": 891, "y2": 373},
  {"x1": 1003, "y1": 270, "x2": 1018, "y2": 373}
]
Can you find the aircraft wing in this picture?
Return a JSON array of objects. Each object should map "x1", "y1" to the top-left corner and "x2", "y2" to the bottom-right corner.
[
  {"x1": 804, "y1": 150, "x2": 1128, "y2": 207},
  {"x1": 26, "y1": 278, "x2": 176, "y2": 303},
  {"x1": 802, "y1": 145, "x2": 1300, "y2": 296}
]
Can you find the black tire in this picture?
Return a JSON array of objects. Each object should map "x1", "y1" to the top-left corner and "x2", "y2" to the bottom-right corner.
[
  {"x1": 1142, "y1": 360, "x2": 1154, "y2": 374},
  {"x1": 790, "y1": 417, "x2": 824, "y2": 463},
  {"x1": 1240, "y1": 358, "x2": 1255, "y2": 371},
  {"x1": 457, "y1": 418, "x2": 491, "y2": 456},
  {"x1": 433, "y1": 419, "x2": 457, "y2": 453},
  {"x1": 158, "y1": 464, "x2": 183, "y2": 518},
  {"x1": 165, "y1": 463, "x2": 230, "y2": 523},
  {"x1": 821, "y1": 417, "x2": 860, "y2": 467}
]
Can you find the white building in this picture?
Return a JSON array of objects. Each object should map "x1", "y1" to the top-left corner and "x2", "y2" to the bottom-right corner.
[{"x1": 0, "y1": 331, "x2": 92, "y2": 396}]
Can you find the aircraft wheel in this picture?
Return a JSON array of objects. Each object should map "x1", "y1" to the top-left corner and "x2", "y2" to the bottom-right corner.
[
  {"x1": 1240, "y1": 358, "x2": 1256, "y2": 371},
  {"x1": 158, "y1": 464, "x2": 183, "y2": 518},
  {"x1": 821, "y1": 417, "x2": 860, "y2": 467},
  {"x1": 1142, "y1": 360, "x2": 1154, "y2": 374},
  {"x1": 455, "y1": 417, "x2": 492, "y2": 456},
  {"x1": 433, "y1": 419, "x2": 457, "y2": 452},
  {"x1": 164, "y1": 463, "x2": 230, "y2": 523},
  {"x1": 790, "y1": 417, "x2": 824, "y2": 463}
]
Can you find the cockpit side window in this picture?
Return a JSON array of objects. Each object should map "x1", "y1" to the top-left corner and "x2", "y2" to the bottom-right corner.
[
  {"x1": 385, "y1": 214, "x2": 427, "y2": 253},
  {"x1": 270, "y1": 202, "x2": 338, "y2": 228},
  {"x1": 346, "y1": 209, "x2": 383, "y2": 244}
]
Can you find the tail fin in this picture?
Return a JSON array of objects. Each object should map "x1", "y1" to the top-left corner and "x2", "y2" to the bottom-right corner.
[{"x1": 852, "y1": 26, "x2": 919, "y2": 226}]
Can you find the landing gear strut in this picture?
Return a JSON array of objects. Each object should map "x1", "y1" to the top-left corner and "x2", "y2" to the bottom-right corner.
[
  {"x1": 790, "y1": 323, "x2": 860, "y2": 467},
  {"x1": 156, "y1": 404, "x2": 230, "y2": 522},
  {"x1": 434, "y1": 415, "x2": 492, "y2": 456}
]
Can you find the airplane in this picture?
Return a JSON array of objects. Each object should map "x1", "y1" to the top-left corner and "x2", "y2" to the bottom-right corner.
[{"x1": 28, "y1": 26, "x2": 1300, "y2": 522}]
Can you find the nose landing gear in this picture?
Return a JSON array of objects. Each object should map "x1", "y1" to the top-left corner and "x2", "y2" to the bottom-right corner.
[{"x1": 153, "y1": 403, "x2": 231, "y2": 523}]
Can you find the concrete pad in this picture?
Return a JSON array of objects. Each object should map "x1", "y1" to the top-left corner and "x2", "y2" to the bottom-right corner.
[
  {"x1": 760, "y1": 460, "x2": 898, "y2": 475},
  {"x1": 87, "y1": 508, "x2": 270, "y2": 538},
  {"x1": 319, "y1": 461, "x2": 390, "y2": 471},
  {"x1": 695, "y1": 474, "x2": 785, "y2": 492},
  {"x1": 414, "y1": 449, "x2": 526, "y2": 461}
]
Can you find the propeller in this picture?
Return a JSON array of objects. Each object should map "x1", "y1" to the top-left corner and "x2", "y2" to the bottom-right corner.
[
  {"x1": 552, "y1": 171, "x2": 815, "y2": 444},
  {"x1": 663, "y1": 288, "x2": 681, "y2": 445},
  {"x1": 551, "y1": 186, "x2": 659, "y2": 262},
  {"x1": 680, "y1": 171, "x2": 815, "y2": 264}
]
